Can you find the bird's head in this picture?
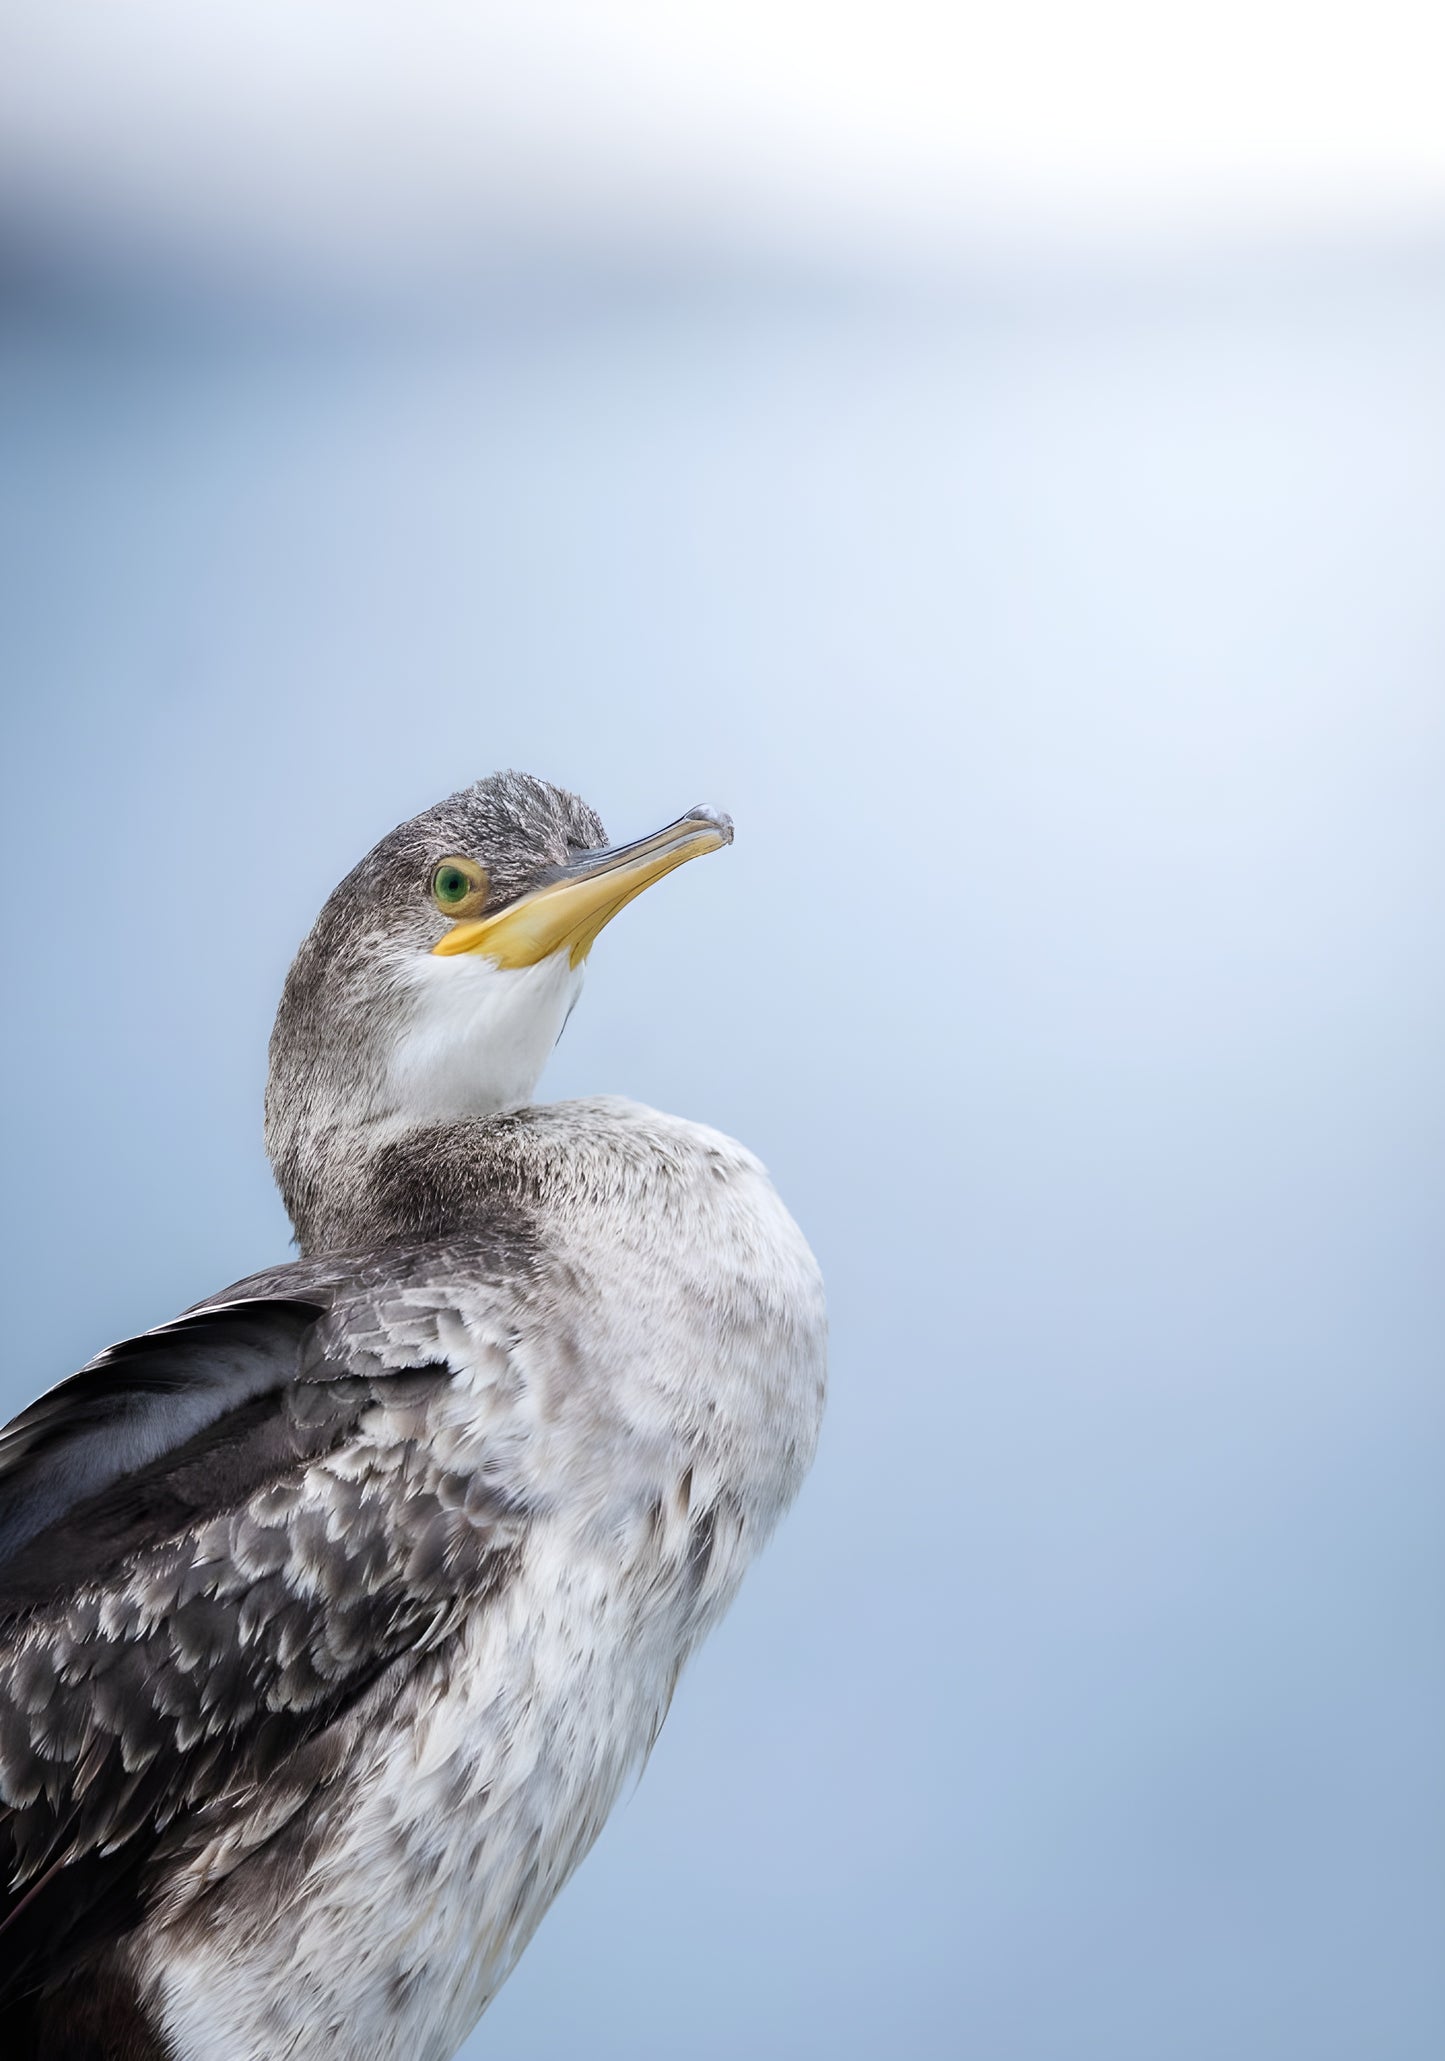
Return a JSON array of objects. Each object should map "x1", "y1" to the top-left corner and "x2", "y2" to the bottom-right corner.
[{"x1": 265, "y1": 770, "x2": 731, "y2": 1249}]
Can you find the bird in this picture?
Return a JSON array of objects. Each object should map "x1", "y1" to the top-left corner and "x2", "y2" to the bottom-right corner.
[{"x1": 0, "y1": 770, "x2": 826, "y2": 2061}]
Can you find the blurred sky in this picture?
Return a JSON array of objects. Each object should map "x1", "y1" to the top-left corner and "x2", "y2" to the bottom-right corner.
[
  {"x1": 5, "y1": 0, "x2": 1445, "y2": 281},
  {"x1": 1, "y1": 9, "x2": 1443, "y2": 2061}
]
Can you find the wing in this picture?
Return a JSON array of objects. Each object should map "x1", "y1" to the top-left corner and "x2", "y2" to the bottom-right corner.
[
  {"x1": 0, "y1": 1262, "x2": 526, "y2": 2007},
  {"x1": 0, "y1": 1298, "x2": 325, "y2": 1566}
]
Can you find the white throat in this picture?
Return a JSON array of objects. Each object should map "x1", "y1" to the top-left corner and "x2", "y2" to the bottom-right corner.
[{"x1": 388, "y1": 947, "x2": 584, "y2": 1125}]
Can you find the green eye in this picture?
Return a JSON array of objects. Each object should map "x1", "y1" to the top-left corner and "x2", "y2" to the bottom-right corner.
[{"x1": 431, "y1": 857, "x2": 488, "y2": 915}]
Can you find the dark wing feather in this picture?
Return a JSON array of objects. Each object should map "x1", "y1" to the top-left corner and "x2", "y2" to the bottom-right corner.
[
  {"x1": 0, "y1": 1282, "x2": 523, "y2": 2008},
  {"x1": 0, "y1": 1300, "x2": 326, "y2": 1567}
]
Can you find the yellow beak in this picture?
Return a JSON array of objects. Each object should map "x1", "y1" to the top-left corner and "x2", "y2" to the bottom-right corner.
[{"x1": 433, "y1": 806, "x2": 733, "y2": 968}]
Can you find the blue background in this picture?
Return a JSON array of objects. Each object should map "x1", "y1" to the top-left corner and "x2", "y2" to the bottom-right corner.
[{"x1": 2, "y1": 252, "x2": 1443, "y2": 2056}]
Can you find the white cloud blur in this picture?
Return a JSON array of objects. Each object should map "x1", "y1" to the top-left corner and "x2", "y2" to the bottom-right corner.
[{"x1": 1, "y1": 0, "x2": 1443, "y2": 276}]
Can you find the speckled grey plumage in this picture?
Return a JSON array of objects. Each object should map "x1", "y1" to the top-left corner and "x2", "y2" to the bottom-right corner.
[{"x1": 0, "y1": 774, "x2": 826, "y2": 2061}]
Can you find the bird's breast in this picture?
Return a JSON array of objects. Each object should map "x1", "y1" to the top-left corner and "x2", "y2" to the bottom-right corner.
[{"x1": 142, "y1": 1099, "x2": 826, "y2": 2061}]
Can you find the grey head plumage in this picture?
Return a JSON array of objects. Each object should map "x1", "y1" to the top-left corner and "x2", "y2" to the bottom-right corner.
[{"x1": 265, "y1": 771, "x2": 731, "y2": 1252}]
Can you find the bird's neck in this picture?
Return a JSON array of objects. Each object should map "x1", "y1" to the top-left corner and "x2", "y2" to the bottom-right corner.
[
  {"x1": 275, "y1": 1097, "x2": 716, "y2": 1257},
  {"x1": 273, "y1": 1114, "x2": 519, "y2": 1255},
  {"x1": 265, "y1": 951, "x2": 586, "y2": 1253}
]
